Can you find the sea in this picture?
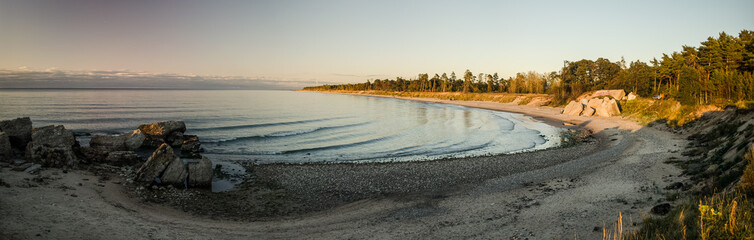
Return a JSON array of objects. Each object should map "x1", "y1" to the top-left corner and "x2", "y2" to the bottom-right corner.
[{"x1": 0, "y1": 89, "x2": 563, "y2": 164}]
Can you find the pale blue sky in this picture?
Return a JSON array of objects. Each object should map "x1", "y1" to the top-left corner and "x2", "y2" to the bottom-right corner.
[{"x1": 0, "y1": 0, "x2": 752, "y2": 87}]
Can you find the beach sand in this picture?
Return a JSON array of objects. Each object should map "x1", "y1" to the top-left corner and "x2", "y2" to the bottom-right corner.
[{"x1": 0, "y1": 96, "x2": 688, "y2": 239}]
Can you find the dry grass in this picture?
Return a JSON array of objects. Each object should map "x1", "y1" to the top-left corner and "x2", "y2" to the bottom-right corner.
[
  {"x1": 602, "y1": 144, "x2": 754, "y2": 240},
  {"x1": 619, "y1": 99, "x2": 703, "y2": 127}
]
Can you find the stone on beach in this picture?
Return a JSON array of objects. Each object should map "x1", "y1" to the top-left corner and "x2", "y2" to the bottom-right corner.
[
  {"x1": 0, "y1": 132, "x2": 11, "y2": 161},
  {"x1": 90, "y1": 129, "x2": 145, "y2": 151},
  {"x1": 592, "y1": 89, "x2": 626, "y2": 100},
  {"x1": 25, "y1": 125, "x2": 78, "y2": 167},
  {"x1": 586, "y1": 98, "x2": 603, "y2": 110},
  {"x1": 627, "y1": 92, "x2": 638, "y2": 101},
  {"x1": 0, "y1": 117, "x2": 33, "y2": 150},
  {"x1": 160, "y1": 155, "x2": 188, "y2": 185},
  {"x1": 104, "y1": 151, "x2": 142, "y2": 166},
  {"x1": 581, "y1": 106, "x2": 595, "y2": 117},
  {"x1": 181, "y1": 135, "x2": 203, "y2": 158},
  {"x1": 563, "y1": 101, "x2": 583, "y2": 116},
  {"x1": 137, "y1": 121, "x2": 187, "y2": 147},
  {"x1": 594, "y1": 98, "x2": 621, "y2": 117},
  {"x1": 135, "y1": 143, "x2": 176, "y2": 182},
  {"x1": 187, "y1": 156, "x2": 213, "y2": 187}
]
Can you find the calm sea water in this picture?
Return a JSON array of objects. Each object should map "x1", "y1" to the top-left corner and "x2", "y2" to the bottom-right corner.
[{"x1": 0, "y1": 89, "x2": 563, "y2": 164}]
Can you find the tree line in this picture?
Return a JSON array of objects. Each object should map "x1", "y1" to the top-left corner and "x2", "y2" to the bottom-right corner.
[{"x1": 304, "y1": 30, "x2": 754, "y2": 105}]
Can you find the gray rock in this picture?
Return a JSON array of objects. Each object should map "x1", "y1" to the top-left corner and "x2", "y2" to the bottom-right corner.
[
  {"x1": 187, "y1": 156, "x2": 213, "y2": 187},
  {"x1": 135, "y1": 143, "x2": 176, "y2": 182},
  {"x1": 90, "y1": 129, "x2": 146, "y2": 151},
  {"x1": 137, "y1": 121, "x2": 186, "y2": 147},
  {"x1": 26, "y1": 125, "x2": 78, "y2": 167},
  {"x1": 79, "y1": 146, "x2": 111, "y2": 163},
  {"x1": 562, "y1": 101, "x2": 583, "y2": 116},
  {"x1": 167, "y1": 131, "x2": 184, "y2": 147},
  {"x1": 160, "y1": 155, "x2": 188, "y2": 185},
  {"x1": 0, "y1": 132, "x2": 11, "y2": 161},
  {"x1": 105, "y1": 151, "x2": 141, "y2": 166},
  {"x1": 29, "y1": 125, "x2": 76, "y2": 148},
  {"x1": 90, "y1": 135, "x2": 125, "y2": 151},
  {"x1": 24, "y1": 164, "x2": 42, "y2": 173},
  {"x1": 0, "y1": 117, "x2": 33, "y2": 149},
  {"x1": 181, "y1": 135, "x2": 203, "y2": 157},
  {"x1": 13, "y1": 162, "x2": 32, "y2": 171},
  {"x1": 651, "y1": 203, "x2": 671, "y2": 215},
  {"x1": 123, "y1": 129, "x2": 145, "y2": 150}
]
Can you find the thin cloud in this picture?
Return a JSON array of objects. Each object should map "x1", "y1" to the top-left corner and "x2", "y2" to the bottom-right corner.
[{"x1": 0, "y1": 69, "x2": 326, "y2": 90}]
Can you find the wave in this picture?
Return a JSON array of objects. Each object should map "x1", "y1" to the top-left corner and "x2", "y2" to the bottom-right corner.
[
  {"x1": 203, "y1": 121, "x2": 370, "y2": 143},
  {"x1": 279, "y1": 135, "x2": 396, "y2": 154},
  {"x1": 193, "y1": 116, "x2": 350, "y2": 131}
]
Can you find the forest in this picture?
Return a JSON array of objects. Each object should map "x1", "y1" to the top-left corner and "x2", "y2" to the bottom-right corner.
[{"x1": 304, "y1": 30, "x2": 754, "y2": 105}]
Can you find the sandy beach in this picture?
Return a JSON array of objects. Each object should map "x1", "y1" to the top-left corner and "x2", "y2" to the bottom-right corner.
[{"x1": 0, "y1": 95, "x2": 688, "y2": 239}]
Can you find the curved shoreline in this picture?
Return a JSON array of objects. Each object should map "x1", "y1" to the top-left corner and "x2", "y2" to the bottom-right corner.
[{"x1": 0, "y1": 95, "x2": 688, "y2": 239}]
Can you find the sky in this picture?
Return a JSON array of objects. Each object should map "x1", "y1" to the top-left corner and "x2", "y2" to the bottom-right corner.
[{"x1": 0, "y1": 0, "x2": 752, "y2": 89}]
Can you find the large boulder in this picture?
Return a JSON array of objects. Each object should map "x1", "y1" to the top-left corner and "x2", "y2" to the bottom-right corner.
[
  {"x1": 586, "y1": 98, "x2": 603, "y2": 110},
  {"x1": 562, "y1": 101, "x2": 584, "y2": 116},
  {"x1": 181, "y1": 135, "x2": 203, "y2": 158},
  {"x1": 90, "y1": 129, "x2": 145, "y2": 151},
  {"x1": 26, "y1": 125, "x2": 78, "y2": 167},
  {"x1": 592, "y1": 89, "x2": 626, "y2": 100},
  {"x1": 137, "y1": 121, "x2": 186, "y2": 147},
  {"x1": 78, "y1": 146, "x2": 111, "y2": 163},
  {"x1": 135, "y1": 143, "x2": 176, "y2": 182},
  {"x1": 104, "y1": 151, "x2": 141, "y2": 166},
  {"x1": 595, "y1": 98, "x2": 622, "y2": 117},
  {"x1": 627, "y1": 92, "x2": 638, "y2": 101},
  {"x1": 187, "y1": 156, "x2": 213, "y2": 187},
  {"x1": 89, "y1": 135, "x2": 124, "y2": 151},
  {"x1": 0, "y1": 117, "x2": 32, "y2": 150},
  {"x1": 160, "y1": 155, "x2": 188, "y2": 185},
  {"x1": 606, "y1": 98, "x2": 622, "y2": 115},
  {"x1": 0, "y1": 132, "x2": 11, "y2": 161},
  {"x1": 581, "y1": 107, "x2": 596, "y2": 117},
  {"x1": 123, "y1": 129, "x2": 146, "y2": 150}
]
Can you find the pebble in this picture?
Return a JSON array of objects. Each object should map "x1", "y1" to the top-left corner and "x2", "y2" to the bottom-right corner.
[
  {"x1": 12, "y1": 163, "x2": 33, "y2": 171},
  {"x1": 24, "y1": 164, "x2": 42, "y2": 174}
]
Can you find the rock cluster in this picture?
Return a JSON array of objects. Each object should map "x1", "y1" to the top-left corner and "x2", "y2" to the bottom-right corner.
[
  {"x1": 562, "y1": 90, "x2": 627, "y2": 117},
  {"x1": 0, "y1": 117, "x2": 213, "y2": 189},
  {"x1": 135, "y1": 143, "x2": 212, "y2": 187},
  {"x1": 138, "y1": 121, "x2": 187, "y2": 147},
  {"x1": 563, "y1": 98, "x2": 622, "y2": 117}
]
